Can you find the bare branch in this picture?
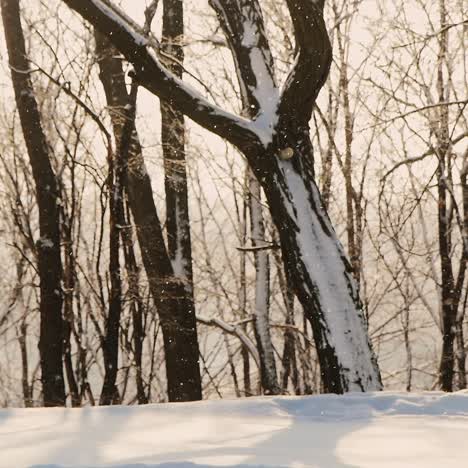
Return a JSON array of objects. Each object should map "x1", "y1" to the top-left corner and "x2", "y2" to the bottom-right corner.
[
  {"x1": 236, "y1": 242, "x2": 280, "y2": 252},
  {"x1": 197, "y1": 315, "x2": 260, "y2": 369},
  {"x1": 381, "y1": 131, "x2": 468, "y2": 182},
  {"x1": 372, "y1": 100, "x2": 468, "y2": 128}
]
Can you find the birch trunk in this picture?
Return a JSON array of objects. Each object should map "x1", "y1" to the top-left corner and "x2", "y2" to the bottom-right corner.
[{"x1": 248, "y1": 171, "x2": 280, "y2": 394}]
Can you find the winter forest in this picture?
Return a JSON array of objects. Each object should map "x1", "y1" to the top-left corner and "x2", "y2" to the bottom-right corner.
[{"x1": 0, "y1": 0, "x2": 466, "y2": 410}]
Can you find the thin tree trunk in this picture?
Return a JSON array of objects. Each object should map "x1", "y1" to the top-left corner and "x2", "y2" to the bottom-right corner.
[
  {"x1": 224, "y1": 333, "x2": 241, "y2": 398},
  {"x1": 100, "y1": 108, "x2": 125, "y2": 405},
  {"x1": 248, "y1": 170, "x2": 280, "y2": 394},
  {"x1": 403, "y1": 304, "x2": 412, "y2": 392},
  {"x1": 436, "y1": 0, "x2": 456, "y2": 392},
  {"x1": 455, "y1": 320, "x2": 466, "y2": 389},
  {"x1": 62, "y1": 213, "x2": 80, "y2": 407},
  {"x1": 239, "y1": 184, "x2": 252, "y2": 396},
  {"x1": 272, "y1": 232, "x2": 299, "y2": 394},
  {"x1": 161, "y1": 0, "x2": 193, "y2": 284},
  {"x1": 18, "y1": 320, "x2": 33, "y2": 407},
  {"x1": 1, "y1": 0, "x2": 66, "y2": 407},
  {"x1": 120, "y1": 199, "x2": 147, "y2": 404},
  {"x1": 280, "y1": 296, "x2": 298, "y2": 394}
]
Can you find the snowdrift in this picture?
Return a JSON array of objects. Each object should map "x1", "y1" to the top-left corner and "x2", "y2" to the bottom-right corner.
[{"x1": 2, "y1": 392, "x2": 468, "y2": 468}]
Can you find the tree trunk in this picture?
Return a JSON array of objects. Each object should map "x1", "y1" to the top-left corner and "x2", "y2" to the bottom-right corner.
[
  {"x1": 1, "y1": 0, "x2": 66, "y2": 407},
  {"x1": 239, "y1": 189, "x2": 252, "y2": 396},
  {"x1": 95, "y1": 32, "x2": 202, "y2": 402},
  {"x1": 436, "y1": 0, "x2": 456, "y2": 392},
  {"x1": 248, "y1": 170, "x2": 280, "y2": 394},
  {"x1": 275, "y1": 245, "x2": 300, "y2": 394},
  {"x1": 100, "y1": 109, "x2": 125, "y2": 405},
  {"x1": 120, "y1": 199, "x2": 147, "y2": 404},
  {"x1": 62, "y1": 217, "x2": 80, "y2": 407},
  {"x1": 250, "y1": 130, "x2": 382, "y2": 392},
  {"x1": 18, "y1": 320, "x2": 33, "y2": 407},
  {"x1": 161, "y1": 0, "x2": 193, "y2": 285}
]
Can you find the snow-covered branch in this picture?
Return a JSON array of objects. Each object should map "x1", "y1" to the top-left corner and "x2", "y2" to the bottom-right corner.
[
  {"x1": 60, "y1": 0, "x2": 262, "y2": 151},
  {"x1": 197, "y1": 315, "x2": 260, "y2": 369},
  {"x1": 209, "y1": 0, "x2": 279, "y2": 145}
]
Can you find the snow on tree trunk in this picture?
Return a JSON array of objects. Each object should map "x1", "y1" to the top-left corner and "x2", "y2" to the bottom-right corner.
[{"x1": 255, "y1": 139, "x2": 382, "y2": 393}]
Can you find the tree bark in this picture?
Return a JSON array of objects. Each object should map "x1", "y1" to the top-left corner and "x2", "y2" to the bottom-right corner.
[
  {"x1": 62, "y1": 214, "x2": 80, "y2": 407},
  {"x1": 251, "y1": 133, "x2": 381, "y2": 392},
  {"x1": 120, "y1": 200, "x2": 147, "y2": 404},
  {"x1": 1, "y1": 0, "x2": 66, "y2": 406}
]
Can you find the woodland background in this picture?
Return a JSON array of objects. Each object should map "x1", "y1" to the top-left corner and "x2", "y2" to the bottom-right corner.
[{"x1": 0, "y1": 0, "x2": 467, "y2": 406}]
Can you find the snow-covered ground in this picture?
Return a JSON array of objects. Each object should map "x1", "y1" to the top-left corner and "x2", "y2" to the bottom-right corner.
[{"x1": 2, "y1": 392, "x2": 468, "y2": 468}]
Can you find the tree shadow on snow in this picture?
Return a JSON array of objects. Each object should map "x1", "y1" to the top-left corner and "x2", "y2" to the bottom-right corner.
[
  {"x1": 24, "y1": 405, "x2": 132, "y2": 467},
  {"x1": 26, "y1": 394, "x2": 384, "y2": 468},
  {"x1": 60, "y1": 398, "x2": 367, "y2": 468}
]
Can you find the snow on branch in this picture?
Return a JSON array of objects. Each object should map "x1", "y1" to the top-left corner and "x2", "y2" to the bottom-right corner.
[
  {"x1": 197, "y1": 315, "x2": 260, "y2": 369},
  {"x1": 236, "y1": 242, "x2": 280, "y2": 252},
  {"x1": 60, "y1": 0, "x2": 263, "y2": 151},
  {"x1": 209, "y1": 0, "x2": 279, "y2": 145}
]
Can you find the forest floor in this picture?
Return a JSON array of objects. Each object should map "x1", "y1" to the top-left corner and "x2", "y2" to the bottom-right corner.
[{"x1": 1, "y1": 391, "x2": 468, "y2": 468}]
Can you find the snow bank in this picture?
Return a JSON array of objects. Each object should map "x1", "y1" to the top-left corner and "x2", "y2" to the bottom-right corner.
[{"x1": 2, "y1": 392, "x2": 468, "y2": 468}]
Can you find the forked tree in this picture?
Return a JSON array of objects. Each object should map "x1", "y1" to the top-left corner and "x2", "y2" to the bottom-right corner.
[{"x1": 57, "y1": 0, "x2": 382, "y2": 393}]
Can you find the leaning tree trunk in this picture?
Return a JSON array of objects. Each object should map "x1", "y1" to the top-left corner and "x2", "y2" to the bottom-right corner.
[
  {"x1": 95, "y1": 31, "x2": 202, "y2": 402},
  {"x1": 59, "y1": 0, "x2": 383, "y2": 393},
  {"x1": 209, "y1": 0, "x2": 382, "y2": 393},
  {"x1": 1, "y1": 0, "x2": 66, "y2": 406},
  {"x1": 250, "y1": 130, "x2": 381, "y2": 392}
]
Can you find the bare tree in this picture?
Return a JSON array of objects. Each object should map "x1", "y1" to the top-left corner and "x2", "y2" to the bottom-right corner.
[{"x1": 1, "y1": 0, "x2": 66, "y2": 406}]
